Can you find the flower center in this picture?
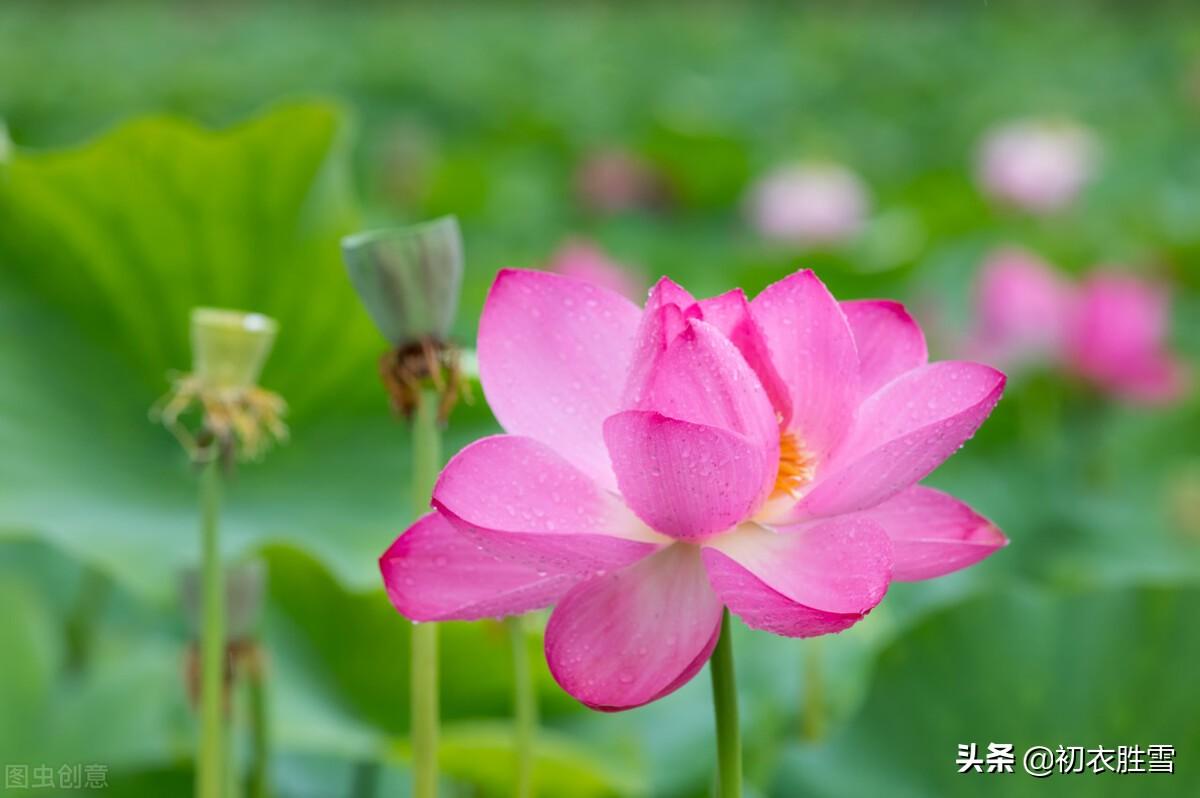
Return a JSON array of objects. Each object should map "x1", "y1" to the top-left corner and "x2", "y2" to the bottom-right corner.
[{"x1": 772, "y1": 431, "x2": 815, "y2": 498}]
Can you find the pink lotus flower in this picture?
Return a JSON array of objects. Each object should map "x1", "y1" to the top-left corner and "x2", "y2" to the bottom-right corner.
[
  {"x1": 382, "y1": 269, "x2": 1007, "y2": 710},
  {"x1": 746, "y1": 162, "x2": 869, "y2": 247},
  {"x1": 968, "y1": 248, "x2": 1075, "y2": 366},
  {"x1": 1067, "y1": 272, "x2": 1189, "y2": 403},
  {"x1": 968, "y1": 251, "x2": 1187, "y2": 403},
  {"x1": 976, "y1": 119, "x2": 1099, "y2": 213},
  {"x1": 546, "y1": 239, "x2": 645, "y2": 301},
  {"x1": 574, "y1": 149, "x2": 667, "y2": 214}
]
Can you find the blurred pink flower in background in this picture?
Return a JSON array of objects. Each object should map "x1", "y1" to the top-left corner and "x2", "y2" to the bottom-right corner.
[
  {"x1": 746, "y1": 162, "x2": 870, "y2": 247},
  {"x1": 968, "y1": 250, "x2": 1188, "y2": 403},
  {"x1": 968, "y1": 248, "x2": 1074, "y2": 366},
  {"x1": 382, "y1": 268, "x2": 1007, "y2": 711},
  {"x1": 574, "y1": 148, "x2": 667, "y2": 214},
  {"x1": 546, "y1": 239, "x2": 645, "y2": 301},
  {"x1": 1067, "y1": 272, "x2": 1188, "y2": 403},
  {"x1": 976, "y1": 119, "x2": 1099, "y2": 213}
]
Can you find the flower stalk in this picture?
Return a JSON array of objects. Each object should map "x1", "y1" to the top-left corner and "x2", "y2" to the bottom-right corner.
[
  {"x1": 343, "y1": 218, "x2": 466, "y2": 798},
  {"x1": 154, "y1": 307, "x2": 284, "y2": 798},
  {"x1": 710, "y1": 609, "x2": 742, "y2": 798},
  {"x1": 508, "y1": 616, "x2": 537, "y2": 798},
  {"x1": 411, "y1": 388, "x2": 442, "y2": 798},
  {"x1": 197, "y1": 456, "x2": 225, "y2": 798},
  {"x1": 246, "y1": 644, "x2": 270, "y2": 798},
  {"x1": 801, "y1": 639, "x2": 825, "y2": 741}
]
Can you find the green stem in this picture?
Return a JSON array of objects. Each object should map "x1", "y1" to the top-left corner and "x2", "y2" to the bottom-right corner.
[
  {"x1": 65, "y1": 566, "x2": 110, "y2": 673},
  {"x1": 247, "y1": 647, "x2": 270, "y2": 798},
  {"x1": 198, "y1": 457, "x2": 225, "y2": 798},
  {"x1": 710, "y1": 609, "x2": 742, "y2": 798},
  {"x1": 227, "y1": 702, "x2": 242, "y2": 798},
  {"x1": 508, "y1": 616, "x2": 537, "y2": 798},
  {"x1": 800, "y1": 638, "x2": 825, "y2": 741},
  {"x1": 350, "y1": 762, "x2": 379, "y2": 798},
  {"x1": 411, "y1": 388, "x2": 442, "y2": 798}
]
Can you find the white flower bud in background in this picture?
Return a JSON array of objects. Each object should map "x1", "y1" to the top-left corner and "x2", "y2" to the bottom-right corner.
[
  {"x1": 975, "y1": 119, "x2": 1099, "y2": 214},
  {"x1": 745, "y1": 161, "x2": 869, "y2": 248}
]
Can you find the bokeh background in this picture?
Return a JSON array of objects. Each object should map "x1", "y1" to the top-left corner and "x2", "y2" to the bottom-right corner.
[{"x1": 2, "y1": 2, "x2": 1199, "y2": 796}]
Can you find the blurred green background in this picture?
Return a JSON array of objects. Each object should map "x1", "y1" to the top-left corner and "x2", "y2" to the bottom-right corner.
[{"x1": 1, "y1": 1, "x2": 1199, "y2": 796}]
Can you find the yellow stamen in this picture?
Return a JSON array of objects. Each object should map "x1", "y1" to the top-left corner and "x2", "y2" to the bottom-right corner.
[{"x1": 773, "y1": 431, "x2": 816, "y2": 498}]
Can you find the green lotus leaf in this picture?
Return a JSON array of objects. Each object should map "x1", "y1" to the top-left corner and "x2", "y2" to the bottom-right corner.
[
  {"x1": 0, "y1": 101, "x2": 495, "y2": 598},
  {"x1": 773, "y1": 585, "x2": 1200, "y2": 797}
]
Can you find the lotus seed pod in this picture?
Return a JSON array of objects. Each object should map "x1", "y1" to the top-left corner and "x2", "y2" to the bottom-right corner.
[
  {"x1": 342, "y1": 216, "x2": 463, "y2": 345},
  {"x1": 191, "y1": 308, "x2": 279, "y2": 390}
]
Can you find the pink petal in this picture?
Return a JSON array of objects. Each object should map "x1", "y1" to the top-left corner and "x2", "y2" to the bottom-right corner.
[
  {"x1": 433, "y1": 435, "x2": 662, "y2": 574},
  {"x1": 646, "y1": 275, "x2": 698, "y2": 312},
  {"x1": 604, "y1": 411, "x2": 772, "y2": 541},
  {"x1": 478, "y1": 269, "x2": 641, "y2": 489},
  {"x1": 380, "y1": 512, "x2": 577, "y2": 621},
  {"x1": 622, "y1": 278, "x2": 701, "y2": 408},
  {"x1": 841, "y1": 300, "x2": 928, "y2": 396},
  {"x1": 544, "y1": 544, "x2": 722, "y2": 711},
  {"x1": 636, "y1": 319, "x2": 779, "y2": 459},
  {"x1": 853, "y1": 486, "x2": 1007, "y2": 581},
  {"x1": 698, "y1": 289, "x2": 793, "y2": 424},
  {"x1": 702, "y1": 517, "x2": 892, "y2": 637},
  {"x1": 751, "y1": 270, "x2": 859, "y2": 460},
  {"x1": 795, "y1": 361, "x2": 1006, "y2": 518}
]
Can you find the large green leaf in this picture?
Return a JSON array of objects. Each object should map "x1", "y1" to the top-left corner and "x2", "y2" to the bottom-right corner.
[
  {"x1": 0, "y1": 102, "x2": 495, "y2": 598},
  {"x1": 773, "y1": 585, "x2": 1200, "y2": 797},
  {"x1": 0, "y1": 541, "x2": 192, "y2": 774},
  {"x1": 261, "y1": 542, "x2": 582, "y2": 736}
]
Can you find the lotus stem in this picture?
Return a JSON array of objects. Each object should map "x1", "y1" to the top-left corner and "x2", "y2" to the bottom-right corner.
[
  {"x1": 411, "y1": 387, "x2": 442, "y2": 798},
  {"x1": 508, "y1": 616, "x2": 537, "y2": 798},
  {"x1": 65, "y1": 566, "x2": 110, "y2": 672},
  {"x1": 710, "y1": 608, "x2": 742, "y2": 798},
  {"x1": 801, "y1": 638, "x2": 825, "y2": 741},
  {"x1": 247, "y1": 645, "x2": 270, "y2": 798},
  {"x1": 198, "y1": 456, "x2": 225, "y2": 798}
]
